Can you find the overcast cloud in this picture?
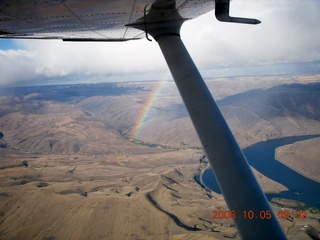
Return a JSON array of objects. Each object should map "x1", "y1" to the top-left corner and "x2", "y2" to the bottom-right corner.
[{"x1": 0, "y1": 0, "x2": 319, "y2": 85}]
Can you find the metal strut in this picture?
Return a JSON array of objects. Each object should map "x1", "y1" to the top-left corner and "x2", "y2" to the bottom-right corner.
[{"x1": 128, "y1": 1, "x2": 286, "y2": 239}]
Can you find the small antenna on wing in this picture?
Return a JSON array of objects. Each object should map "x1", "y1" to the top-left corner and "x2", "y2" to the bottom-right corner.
[
  {"x1": 215, "y1": 0, "x2": 261, "y2": 24},
  {"x1": 144, "y1": 5, "x2": 152, "y2": 41}
]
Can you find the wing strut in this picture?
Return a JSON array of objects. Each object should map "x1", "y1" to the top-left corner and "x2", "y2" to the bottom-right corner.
[{"x1": 129, "y1": 1, "x2": 287, "y2": 239}]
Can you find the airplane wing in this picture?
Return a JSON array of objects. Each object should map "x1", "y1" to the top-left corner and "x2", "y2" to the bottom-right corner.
[{"x1": 0, "y1": 0, "x2": 214, "y2": 41}]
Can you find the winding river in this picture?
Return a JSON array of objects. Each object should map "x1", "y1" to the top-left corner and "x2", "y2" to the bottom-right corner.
[{"x1": 202, "y1": 135, "x2": 320, "y2": 208}]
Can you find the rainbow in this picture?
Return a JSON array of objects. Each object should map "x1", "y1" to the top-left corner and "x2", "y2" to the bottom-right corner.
[{"x1": 131, "y1": 80, "x2": 166, "y2": 140}]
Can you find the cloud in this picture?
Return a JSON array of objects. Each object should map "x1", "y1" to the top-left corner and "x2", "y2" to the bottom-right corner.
[
  {"x1": 2, "y1": 39, "x2": 167, "y2": 85},
  {"x1": 0, "y1": 0, "x2": 319, "y2": 85},
  {"x1": 0, "y1": 49, "x2": 37, "y2": 85},
  {"x1": 182, "y1": 0, "x2": 320, "y2": 68}
]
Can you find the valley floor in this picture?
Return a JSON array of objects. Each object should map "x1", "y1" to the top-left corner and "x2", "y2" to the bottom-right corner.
[{"x1": 0, "y1": 147, "x2": 318, "y2": 240}]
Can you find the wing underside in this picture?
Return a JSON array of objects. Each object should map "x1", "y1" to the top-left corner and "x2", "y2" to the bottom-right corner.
[{"x1": 0, "y1": 0, "x2": 214, "y2": 41}]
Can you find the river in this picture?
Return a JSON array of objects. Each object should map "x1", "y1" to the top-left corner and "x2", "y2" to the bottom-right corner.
[{"x1": 201, "y1": 135, "x2": 320, "y2": 209}]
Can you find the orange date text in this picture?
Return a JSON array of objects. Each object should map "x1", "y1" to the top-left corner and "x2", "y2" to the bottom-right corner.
[
  {"x1": 212, "y1": 210, "x2": 272, "y2": 220},
  {"x1": 211, "y1": 209, "x2": 308, "y2": 220}
]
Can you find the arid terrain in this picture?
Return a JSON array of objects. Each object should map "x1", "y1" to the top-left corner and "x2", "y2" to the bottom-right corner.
[
  {"x1": 276, "y1": 137, "x2": 320, "y2": 183},
  {"x1": 0, "y1": 74, "x2": 319, "y2": 239}
]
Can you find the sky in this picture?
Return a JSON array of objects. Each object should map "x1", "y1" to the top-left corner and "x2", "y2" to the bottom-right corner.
[{"x1": 0, "y1": 0, "x2": 320, "y2": 86}]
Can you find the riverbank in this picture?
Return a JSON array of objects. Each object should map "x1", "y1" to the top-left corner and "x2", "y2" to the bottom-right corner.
[
  {"x1": 200, "y1": 136, "x2": 320, "y2": 209},
  {"x1": 199, "y1": 165, "x2": 288, "y2": 195},
  {"x1": 199, "y1": 166, "x2": 211, "y2": 190},
  {"x1": 275, "y1": 139, "x2": 320, "y2": 183},
  {"x1": 275, "y1": 148, "x2": 320, "y2": 184}
]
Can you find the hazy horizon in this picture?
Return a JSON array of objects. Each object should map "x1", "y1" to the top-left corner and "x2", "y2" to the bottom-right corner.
[{"x1": 1, "y1": 0, "x2": 319, "y2": 86}]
